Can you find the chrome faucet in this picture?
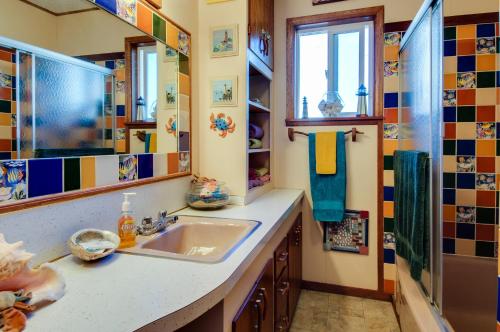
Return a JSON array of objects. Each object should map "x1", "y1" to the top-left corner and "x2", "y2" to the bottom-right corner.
[{"x1": 137, "y1": 210, "x2": 178, "y2": 236}]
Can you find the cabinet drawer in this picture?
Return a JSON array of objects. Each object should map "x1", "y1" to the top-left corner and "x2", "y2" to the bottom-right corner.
[
  {"x1": 275, "y1": 267, "x2": 290, "y2": 332},
  {"x1": 274, "y1": 236, "x2": 288, "y2": 281}
]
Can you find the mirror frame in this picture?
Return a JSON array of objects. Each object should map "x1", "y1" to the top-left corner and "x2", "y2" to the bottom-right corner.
[{"x1": 0, "y1": 0, "x2": 192, "y2": 214}]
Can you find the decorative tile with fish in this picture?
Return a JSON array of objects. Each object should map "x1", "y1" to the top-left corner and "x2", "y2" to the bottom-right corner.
[
  {"x1": 476, "y1": 37, "x2": 496, "y2": 54},
  {"x1": 116, "y1": 0, "x2": 137, "y2": 24},
  {"x1": 323, "y1": 210, "x2": 369, "y2": 255},
  {"x1": 456, "y1": 156, "x2": 475, "y2": 172},
  {"x1": 179, "y1": 152, "x2": 190, "y2": 173},
  {"x1": 457, "y1": 72, "x2": 476, "y2": 89},
  {"x1": 383, "y1": 124, "x2": 398, "y2": 139},
  {"x1": 0, "y1": 73, "x2": 12, "y2": 88},
  {"x1": 115, "y1": 59, "x2": 126, "y2": 69},
  {"x1": 165, "y1": 116, "x2": 177, "y2": 137},
  {"x1": 476, "y1": 122, "x2": 495, "y2": 139},
  {"x1": 178, "y1": 32, "x2": 190, "y2": 56},
  {"x1": 384, "y1": 61, "x2": 398, "y2": 77},
  {"x1": 119, "y1": 155, "x2": 138, "y2": 182},
  {"x1": 476, "y1": 173, "x2": 495, "y2": 190},
  {"x1": 384, "y1": 32, "x2": 401, "y2": 46},
  {"x1": 456, "y1": 206, "x2": 475, "y2": 223},
  {"x1": 210, "y1": 112, "x2": 235, "y2": 138},
  {"x1": 443, "y1": 90, "x2": 457, "y2": 106},
  {"x1": 0, "y1": 160, "x2": 26, "y2": 203}
]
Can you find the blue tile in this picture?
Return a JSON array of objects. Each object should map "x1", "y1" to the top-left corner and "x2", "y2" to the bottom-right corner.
[
  {"x1": 105, "y1": 60, "x2": 115, "y2": 70},
  {"x1": 384, "y1": 248, "x2": 395, "y2": 264},
  {"x1": 95, "y1": 0, "x2": 117, "y2": 13},
  {"x1": 11, "y1": 53, "x2": 16, "y2": 63},
  {"x1": 384, "y1": 93, "x2": 398, "y2": 108},
  {"x1": 443, "y1": 107, "x2": 456, "y2": 122},
  {"x1": 28, "y1": 159, "x2": 63, "y2": 198},
  {"x1": 444, "y1": 40, "x2": 456, "y2": 56},
  {"x1": 443, "y1": 238, "x2": 455, "y2": 254},
  {"x1": 457, "y1": 140, "x2": 475, "y2": 155},
  {"x1": 456, "y1": 173, "x2": 475, "y2": 189},
  {"x1": 443, "y1": 189, "x2": 456, "y2": 205},
  {"x1": 456, "y1": 223, "x2": 475, "y2": 239},
  {"x1": 477, "y1": 23, "x2": 495, "y2": 37},
  {"x1": 179, "y1": 131, "x2": 189, "y2": 151},
  {"x1": 116, "y1": 105, "x2": 125, "y2": 116},
  {"x1": 497, "y1": 72, "x2": 500, "y2": 87},
  {"x1": 457, "y1": 56, "x2": 476, "y2": 72},
  {"x1": 0, "y1": 152, "x2": 11, "y2": 160},
  {"x1": 138, "y1": 154, "x2": 153, "y2": 179},
  {"x1": 384, "y1": 186, "x2": 394, "y2": 201}
]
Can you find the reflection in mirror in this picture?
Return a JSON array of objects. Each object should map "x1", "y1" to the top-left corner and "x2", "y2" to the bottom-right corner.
[{"x1": 0, "y1": 0, "x2": 191, "y2": 205}]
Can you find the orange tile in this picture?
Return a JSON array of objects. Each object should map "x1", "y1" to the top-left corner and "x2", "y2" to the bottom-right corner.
[
  {"x1": 457, "y1": 24, "x2": 476, "y2": 39},
  {"x1": 477, "y1": 140, "x2": 496, "y2": 156},
  {"x1": 477, "y1": 54, "x2": 496, "y2": 71},
  {"x1": 477, "y1": 106, "x2": 496, "y2": 122},
  {"x1": 476, "y1": 224, "x2": 495, "y2": 241},
  {"x1": 0, "y1": 87, "x2": 10, "y2": 100},
  {"x1": 137, "y1": 2, "x2": 153, "y2": 35},
  {"x1": 11, "y1": 101, "x2": 16, "y2": 114},
  {"x1": 0, "y1": 139, "x2": 10, "y2": 151},
  {"x1": 81, "y1": 156, "x2": 96, "y2": 189},
  {"x1": 11, "y1": 127, "x2": 16, "y2": 138},
  {"x1": 116, "y1": 116, "x2": 126, "y2": 129},
  {"x1": 115, "y1": 69, "x2": 125, "y2": 81},
  {"x1": 168, "y1": 152, "x2": 179, "y2": 174},
  {"x1": 383, "y1": 201, "x2": 394, "y2": 218},
  {"x1": 383, "y1": 279, "x2": 395, "y2": 294},
  {"x1": 444, "y1": 123, "x2": 456, "y2": 139},
  {"x1": 116, "y1": 139, "x2": 126, "y2": 153},
  {"x1": 384, "y1": 108, "x2": 398, "y2": 123},
  {"x1": 383, "y1": 140, "x2": 398, "y2": 156},
  {"x1": 477, "y1": 157, "x2": 495, "y2": 173},
  {"x1": 0, "y1": 114, "x2": 9, "y2": 126},
  {"x1": 457, "y1": 89, "x2": 475, "y2": 106},
  {"x1": 0, "y1": 50, "x2": 11, "y2": 62},
  {"x1": 167, "y1": 22, "x2": 180, "y2": 50},
  {"x1": 444, "y1": 74, "x2": 456, "y2": 89},
  {"x1": 443, "y1": 222, "x2": 455, "y2": 238},
  {"x1": 10, "y1": 151, "x2": 17, "y2": 159},
  {"x1": 384, "y1": 46, "x2": 398, "y2": 61},
  {"x1": 496, "y1": 23, "x2": 499, "y2": 36},
  {"x1": 443, "y1": 205, "x2": 456, "y2": 221},
  {"x1": 179, "y1": 74, "x2": 190, "y2": 96},
  {"x1": 105, "y1": 116, "x2": 112, "y2": 129},
  {"x1": 477, "y1": 190, "x2": 496, "y2": 207},
  {"x1": 457, "y1": 39, "x2": 476, "y2": 55}
]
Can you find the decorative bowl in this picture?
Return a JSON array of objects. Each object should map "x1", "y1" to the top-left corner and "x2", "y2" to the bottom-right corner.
[
  {"x1": 186, "y1": 180, "x2": 229, "y2": 210},
  {"x1": 68, "y1": 229, "x2": 120, "y2": 261}
]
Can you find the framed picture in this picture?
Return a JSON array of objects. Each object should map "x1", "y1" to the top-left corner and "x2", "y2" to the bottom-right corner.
[
  {"x1": 210, "y1": 24, "x2": 238, "y2": 58},
  {"x1": 210, "y1": 76, "x2": 237, "y2": 107},
  {"x1": 313, "y1": 0, "x2": 347, "y2": 5},
  {"x1": 323, "y1": 210, "x2": 369, "y2": 255}
]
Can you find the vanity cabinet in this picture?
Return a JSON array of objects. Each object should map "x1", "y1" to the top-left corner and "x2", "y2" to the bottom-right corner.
[
  {"x1": 288, "y1": 214, "x2": 302, "y2": 320},
  {"x1": 248, "y1": 0, "x2": 274, "y2": 70},
  {"x1": 232, "y1": 260, "x2": 274, "y2": 332}
]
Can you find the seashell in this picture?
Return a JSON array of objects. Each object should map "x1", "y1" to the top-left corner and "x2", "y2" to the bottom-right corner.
[
  {"x1": 68, "y1": 229, "x2": 120, "y2": 261},
  {"x1": 0, "y1": 235, "x2": 33, "y2": 282},
  {"x1": 0, "y1": 291, "x2": 16, "y2": 310},
  {"x1": 2, "y1": 308, "x2": 27, "y2": 332}
]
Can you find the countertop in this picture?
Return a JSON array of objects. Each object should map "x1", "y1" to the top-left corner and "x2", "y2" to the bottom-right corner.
[{"x1": 27, "y1": 189, "x2": 304, "y2": 332}]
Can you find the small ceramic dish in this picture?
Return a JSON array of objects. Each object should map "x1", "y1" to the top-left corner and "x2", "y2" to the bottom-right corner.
[{"x1": 68, "y1": 229, "x2": 120, "y2": 261}]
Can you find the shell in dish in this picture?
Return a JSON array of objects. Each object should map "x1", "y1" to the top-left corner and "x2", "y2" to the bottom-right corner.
[{"x1": 68, "y1": 229, "x2": 120, "y2": 261}]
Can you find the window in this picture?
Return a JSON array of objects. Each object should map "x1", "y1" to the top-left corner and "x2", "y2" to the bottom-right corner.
[
  {"x1": 137, "y1": 45, "x2": 158, "y2": 121},
  {"x1": 286, "y1": 7, "x2": 383, "y2": 124}
]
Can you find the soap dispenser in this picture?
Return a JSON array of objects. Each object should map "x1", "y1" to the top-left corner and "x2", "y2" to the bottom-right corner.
[{"x1": 118, "y1": 192, "x2": 137, "y2": 248}]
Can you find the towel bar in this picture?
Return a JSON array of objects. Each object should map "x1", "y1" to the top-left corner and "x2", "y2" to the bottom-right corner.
[{"x1": 287, "y1": 127, "x2": 364, "y2": 142}]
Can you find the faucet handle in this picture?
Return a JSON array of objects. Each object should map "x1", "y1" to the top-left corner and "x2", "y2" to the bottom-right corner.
[
  {"x1": 158, "y1": 210, "x2": 168, "y2": 221},
  {"x1": 142, "y1": 217, "x2": 154, "y2": 227}
]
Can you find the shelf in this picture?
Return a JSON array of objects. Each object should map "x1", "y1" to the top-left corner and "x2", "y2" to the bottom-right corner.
[
  {"x1": 248, "y1": 148, "x2": 271, "y2": 154},
  {"x1": 285, "y1": 116, "x2": 384, "y2": 127},
  {"x1": 249, "y1": 100, "x2": 270, "y2": 113}
]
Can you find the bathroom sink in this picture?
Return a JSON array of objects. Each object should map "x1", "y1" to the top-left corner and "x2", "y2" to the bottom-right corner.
[{"x1": 118, "y1": 216, "x2": 261, "y2": 263}]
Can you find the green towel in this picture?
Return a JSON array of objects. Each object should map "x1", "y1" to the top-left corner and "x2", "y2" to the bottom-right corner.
[
  {"x1": 308, "y1": 132, "x2": 346, "y2": 222},
  {"x1": 393, "y1": 150, "x2": 430, "y2": 281}
]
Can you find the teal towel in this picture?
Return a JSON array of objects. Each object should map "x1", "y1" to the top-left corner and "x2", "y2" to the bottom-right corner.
[
  {"x1": 308, "y1": 132, "x2": 346, "y2": 222},
  {"x1": 145, "y1": 133, "x2": 151, "y2": 153},
  {"x1": 393, "y1": 150, "x2": 430, "y2": 281}
]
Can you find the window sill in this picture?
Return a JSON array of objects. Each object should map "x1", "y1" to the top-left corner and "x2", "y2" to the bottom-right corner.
[{"x1": 285, "y1": 116, "x2": 384, "y2": 127}]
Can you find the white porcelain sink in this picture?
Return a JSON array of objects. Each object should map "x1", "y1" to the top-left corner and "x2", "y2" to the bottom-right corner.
[{"x1": 118, "y1": 216, "x2": 261, "y2": 263}]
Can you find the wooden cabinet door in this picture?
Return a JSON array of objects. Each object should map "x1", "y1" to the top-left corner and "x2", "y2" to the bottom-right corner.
[
  {"x1": 232, "y1": 260, "x2": 274, "y2": 332},
  {"x1": 248, "y1": 0, "x2": 274, "y2": 70},
  {"x1": 288, "y1": 213, "x2": 302, "y2": 320}
]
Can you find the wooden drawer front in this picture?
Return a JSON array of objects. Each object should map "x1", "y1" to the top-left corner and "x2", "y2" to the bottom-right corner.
[
  {"x1": 274, "y1": 236, "x2": 288, "y2": 281},
  {"x1": 275, "y1": 268, "x2": 290, "y2": 332}
]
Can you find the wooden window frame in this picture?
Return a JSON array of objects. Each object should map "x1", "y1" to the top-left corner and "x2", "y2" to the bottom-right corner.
[{"x1": 286, "y1": 6, "x2": 385, "y2": 126}]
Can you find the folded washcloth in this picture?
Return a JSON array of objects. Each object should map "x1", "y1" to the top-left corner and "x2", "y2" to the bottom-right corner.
[
  {"x1": 249, "y1": 123, "x2": 264, "y2": 139},
  {"x1": 249, "y1": 139, "x2": 263, "y2": 149},
  {"x1": 316, "y1": 132, "x2": 337, "y2": 174}
]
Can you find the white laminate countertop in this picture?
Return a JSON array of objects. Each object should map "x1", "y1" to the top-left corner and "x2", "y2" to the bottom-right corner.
[{"x1": 27, "y1": 189, "x2": 304, "y2": 332}]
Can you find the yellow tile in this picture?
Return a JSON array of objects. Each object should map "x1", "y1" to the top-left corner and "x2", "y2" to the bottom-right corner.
[
  {"x1": 0, "y1": 126, "x2": 10, "y2": 139},
  {"x1": 477, "y1": 88, "x2": 496, "y2": 106},
  {"x1": 384, "y1": 263, "x2": 396, "y2": 280},
  {"x1": 455, "y1": 239, "x2": 475, "y2": 256},
  {"x1": 477, "y1": 140, "x2": 496, "y2": 156},
  {"x1": 457, "y1": 25, "x2": 476, "y2": 40},
  {"x1": 444, "y1": 73, "x2": 456, "y2": 90},
  {"x1": 384, "y1": 76, "x2": 399, "y2": 93},
  {"x1": 455, "y1": 122, "x2": 475, "y2": 139},
  {"x1": 116, "y1": 139, "x2": 126, "y2": 153},
  {"x1": 0, "y1": 60, "x2": 12, "y2": 75},
  {"x1": 0, "y1": 114, "x2": 10, "y2": 126},
  {"x1": 167, "y1": 22, "x2": 179, "y2": 50},
  {"x1": 383, "y1": 140, "x2": 398, "y2": 156},
  {"x1": 456, "y1": 189, "x2": 476, "y2": 206},
  {"x1": 443, "y1": 156, "x2": 456, "y2": 172},
  {"x1": 383, "y1": 201, "x2": 394, "y2": 218},
  {"x1": 81, "y1": 156, "x2": 96, "y2": 189},
  {"x1": 179, "y1": 73, "x2": 190, "y2": 96},
  {"x1": 384, "y1": 170, "x2": 394, "y2": 187},
  {"x1": 115, "y1": 69, "x2": 125, "y2": 81},
  {"x1": 444, "y1": 56, "x2": 457, "y2": 74}
]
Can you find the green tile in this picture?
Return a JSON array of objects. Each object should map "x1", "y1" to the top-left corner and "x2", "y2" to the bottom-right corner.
[
  {"x1": 384, "y1": 218, "x2": 394, "y2": 233},
  {"x1": 457, "y1": 106, "x2": 475, "y2": 122},
  {"x1": 0, "y1": 100, "x2": 10, "y2": 113},
  {"x1": 384, "y1": 156, "x2": 393, "y2": 170},
  {"x1": 443, "y1": 140, "x2": 456, "y2": 155},
  {"x1": 477, "y1": 72, "x2": 496, "y2": 88},
  {"x1": 179, "y1": 53, "x2": 189, "y2": 75},
  {"x1": 64, "y1": 158, "x2": 81, "y2": 192},
  {"x1": 152, "y1": 13, "x2": 166, "y2": 43},
  {"x1": 444, "y1": 27, "x2": 456, "y2": 40},
  {"x1": 443, "y1": 172, "x2": 456, "y2": 188}
]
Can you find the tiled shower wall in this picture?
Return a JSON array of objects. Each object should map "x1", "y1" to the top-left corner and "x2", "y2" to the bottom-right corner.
[
  {"x1": 0, "y1": 47, "x2": 16, "y2": 160},
  {"x1": 382, "y1": 19, "x2": 500, "y2": 294}
]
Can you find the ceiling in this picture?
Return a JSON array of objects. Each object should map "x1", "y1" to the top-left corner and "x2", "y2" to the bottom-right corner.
[{"x1": 22, "y1": 0, "x2": 97, "y2": 15}]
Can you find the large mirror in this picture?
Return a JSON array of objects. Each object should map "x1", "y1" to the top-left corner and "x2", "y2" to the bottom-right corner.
[{"x1": 0, "y1": 0, "x2": 191, "y2": 204}]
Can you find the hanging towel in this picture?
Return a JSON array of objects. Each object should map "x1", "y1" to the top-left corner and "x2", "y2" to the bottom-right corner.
[
  {"x1": 393, "y1": 150, "x2": 430, "y2": 281},
  {"x1": 308, "y1": 131, "x2": 346, "y2": 222},
  {"x1": 316, "y1": 132, "x2": 337, "y2": 174}
]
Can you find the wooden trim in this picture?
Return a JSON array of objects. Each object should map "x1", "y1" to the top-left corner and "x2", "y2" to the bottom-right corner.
[
  {"x1": 376, "y1": 121, "x2": 384, "y2": 293},
  {"x1": 285, "y1": 116, "x2": 383, "y2": 127},
  {"x1": 384, "y1": 21, "x2": 411, "y2": 33},
  {"x1": 0, "y1": 172, "x2": 190, "y2": 215},
  {"x1": 18, "y1": 0, "x2": 99, "y2": 16},
  {"x1": 286, "y1": 6, "x2": 384, "y2": 125},
  {"x1": 125, "y1": 121, "x2": 157, "y2": 129},
  {"x1": 444, "y1": 12, "x2": 499, "y2": 26},
  {"x1": 301, "y1": 280, "x2": 392, "y2": 302},
  {"x1": 75, "y1": 52, "x2": 125, "y2": 62}
]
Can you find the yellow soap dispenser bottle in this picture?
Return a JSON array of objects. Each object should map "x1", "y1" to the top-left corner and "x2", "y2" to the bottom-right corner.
[{"x1": 118, "y1": 192, "x2": 137, "y2": 248}]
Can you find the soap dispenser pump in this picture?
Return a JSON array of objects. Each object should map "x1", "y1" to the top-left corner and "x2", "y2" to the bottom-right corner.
[{"x1": 118, "y1": 192, "x2": 137, "y2": 249}]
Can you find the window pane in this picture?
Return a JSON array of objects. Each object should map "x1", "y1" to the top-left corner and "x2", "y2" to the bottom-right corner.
[
  {"x1": 337, "y1": 32, "x2": 359, "y2": 113},
  {"x1": 298, "y1": 32, "x2": 327, "y2": 118},
  {"x1": 146, "y1": 52, "x2": 158, "y2": 119}
]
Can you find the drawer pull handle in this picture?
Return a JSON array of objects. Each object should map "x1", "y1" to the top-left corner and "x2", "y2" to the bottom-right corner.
[
  {"x1": 258, "y1": 287, "x2": 267, "y2": 320},
  {"x1": 278, "y1": 281, "x2": 290, "y2": 295}
]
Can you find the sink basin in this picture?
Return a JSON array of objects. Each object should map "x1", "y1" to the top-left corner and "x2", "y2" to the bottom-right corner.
[{"x1": 118, "y1": 216, "x2": 261, "y2": 263}]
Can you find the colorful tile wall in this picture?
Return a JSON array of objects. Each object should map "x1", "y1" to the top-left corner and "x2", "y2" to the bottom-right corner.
[
  {"x1": 0, "y1": 153, "x2": 170, "y2": 204},
  {"x1": 0, "y1": 47, "x2": 16, "y2": 160}
]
